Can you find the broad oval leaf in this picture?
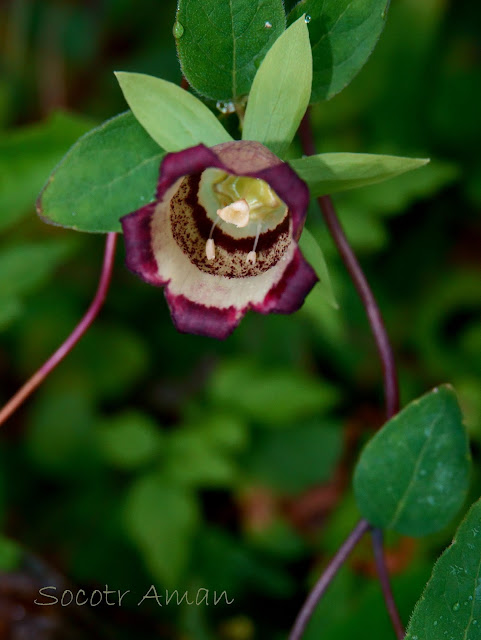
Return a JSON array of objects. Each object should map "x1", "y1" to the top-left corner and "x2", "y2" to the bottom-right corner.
[
  {"x1": 290, "y1": 153, "x2": 429, "y2": 197},
  {"x1": 298, "y1": 228, "x2": 338, "y2": 309},
  {"x1": 406, "y1": 498, "x2": 481, "y2": 640},
  {"x1": 289, "y1": 0, "x2": 390, "y2": 102},
  {"x1": 176, "y1": 0, "x2": 286, "y2": 101},
  {"x1": 354, "y1": 386, "x2": 471, "y2": 536},
  {"x1": 38, "y1": 111, "x2": 164, "y2": 233},
  {"x1": 124, "y1": 473, "x2": 199, "y2": 586},
  {"x1": 115, "y1": 72, "x2": 232, "y2": 151},
  {"x1": 243, "y1": 16, "x2": 312, "y2": 158}
]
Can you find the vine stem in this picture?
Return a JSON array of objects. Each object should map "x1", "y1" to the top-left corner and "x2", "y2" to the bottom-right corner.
[
  {"x1": 0, "y1": 232, "x2": 118, "y2": 428},
  {"x1": 289, "y1": 111, "x2": 404, "y2": 639},
  {"x1": 371, "y1": 528, "x2": 406, "y2": 640},
  {"x1": 289, "y1": 519, "x2": 370, "y2": 640}
]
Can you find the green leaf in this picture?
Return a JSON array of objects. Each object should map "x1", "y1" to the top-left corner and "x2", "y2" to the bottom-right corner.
[
  {"x1": 288, "y1": 0, "x2": 390, "y2": 102},
  {"x1": 290, "y1": 153, "x2": 430, "y2": 197},
  {"x1": 96, "y1": 411, "x2": 164, "y2": 470},
  {"x1": 298, "y1": 228, "x2": 338, "y2": 308},
  {"x1": 248, "y1": 419, "x2": 342, "y2": 493},
  {"x1": 406, "y1": 497, "x2": 481, "y2": 640},
  {"x1": 243, "y1": 16, "x2": 312, "y2": 158},
  {"x1": 0, "y1": 240, "x2": 75, "y2": 298},
  {"x1": 0, "y1": 112, "x2": 93, "y2": 233},
  {"x1": 115, "y1": 72, "x2": 232, "y2": 151},
  {"x1": 208, "y1": 359, "x2": 339, "y2": 426},
  {"x1": 164, "y1": 430, "x2": 239, "y2": 488},
  {"x1": 38, "y1": 111, "x2": 164, "y2": 233},
  {"x1": 0, "y1": 297, "x2": 22, "y2": 331},
  {"x1": 27, "y1": 388, "x2": 97, "y2": 476},
  {"x1": 175, "y1": 0, "x2": 286, "y2": 101},
  {"x1": 353, "y1": 386, "x2": 471, "y2": 536},
  {"x1": 124, "y1": 474, "x2": 199, "y2": 586},
  {"x1": 0, "y1": 536, "x2": 22, "y2": 572}
]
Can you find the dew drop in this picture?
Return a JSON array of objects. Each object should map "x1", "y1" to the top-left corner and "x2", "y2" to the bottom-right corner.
[
  {"x1": 173, "y1": 21, "x2": 184, "y2": 39},
  {"x1": 71, "y1": 211, "x2": 77, "y2": 216},
  {"x1": 434, "y1": 621, "x2": 438, "y2": 626},
  {"x1": 264, "y1": 21, "x2": 272, "y2": 28},
  {"x1": 453, "y1": 603, "x2": 460, "y2": 612},
  {"x1": 216, "y1": 100, "x2": 235, "y2": 115},
  {"x1": 304, "y1": 14, "x2": 311, "y2": 23}
]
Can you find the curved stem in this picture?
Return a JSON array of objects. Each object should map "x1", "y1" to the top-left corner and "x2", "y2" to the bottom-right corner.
[
  {"x1": 291, "y1": 110, "x2": 403, "y2": 639},
  {"x1": 289, "y1": 519, "x2": 370, "y2": 640},
  {"x1": 0, "y1": 232, "x2": 118, "y2": 427},
  {"x1": 371, "y1": 528, "x2": 406, "y2": 639},
  {"x1": 299, "y1": 116, "x2": 399, "y2": 419},
  {"x1": 317, "y1": 194, "x2": 399, "y2": 418}
]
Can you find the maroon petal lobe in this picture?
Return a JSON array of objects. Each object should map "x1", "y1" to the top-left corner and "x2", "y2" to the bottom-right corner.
[
  {"x1": 256, "y1": 247, "x2": 318, "y2": 314},
  {"x1": 122, "y1": 202, "x2": 165, "y2": 286},
  {"x1": 165, "y1": 290, "x2": 243, "y2": 340}
]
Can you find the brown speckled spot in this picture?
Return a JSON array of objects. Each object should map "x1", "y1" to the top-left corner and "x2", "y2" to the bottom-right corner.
[{"x1": 170, "y1": 174, "x2": 291, "y2": 278}]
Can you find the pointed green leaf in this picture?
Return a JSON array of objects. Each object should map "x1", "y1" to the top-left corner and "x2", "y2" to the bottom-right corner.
[
  {"x1": 298, "y1": 228, "x2": 338, "y2": 309},
  {"x1": 124, "y1": 474, "x2": 199, "y2": 586},
  {"x1": 289, "y1": 0, "x2": 390, "y2": 102},
  {"x1": 115, "y1": 72, "x2": 232, "y2": 151},
  {"x1": 354, "y1": 386, "x2": 471, "y2": 536},
  {"x1": 291, "y1": 153, "x2": 429, "y2": 197},
  {"x1": 38, "y1": 111, "x2": 164, "y2": 233},
  {"x1": 406, "y1": 498, "x2": 481, "y2": 640},
  {"x1": 243, "y1": 16, "x2": 312, "y2": 158},
  {"x1": 175, "y1": 0, "x2": 286, "y2": 101}
]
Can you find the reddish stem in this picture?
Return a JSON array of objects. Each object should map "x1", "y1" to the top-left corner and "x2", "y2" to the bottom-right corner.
[
  {"x1": 0, "y1": 233, "x2": 117, "y2": 427},
  {"x1": 299, "y1": 113, "x2": 399, "y2": 419},
  {"x1": 371, "y1": 528, "x2": 406, "y2": 639},
  {"x1": 291, "y1": 110, "x2": 404, "y2": 639},
  {"x1": 289, "y1": 519, "x2": 370, "y2": 640}
]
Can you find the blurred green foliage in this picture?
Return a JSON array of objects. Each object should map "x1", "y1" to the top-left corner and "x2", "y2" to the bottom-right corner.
[{"x1": 0, "y1": 0, "x2": 480, "y2": 638}]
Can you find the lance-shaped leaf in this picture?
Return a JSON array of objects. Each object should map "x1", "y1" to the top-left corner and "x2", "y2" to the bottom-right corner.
[
  {"x1": 289, "y1": 0, "x2": 390, "y2": 102},
  {"x1": 243, "y1": 16, "x2": 312, "y2": 158},
  {"x1": 175, "y1": 0, "x2": 286, "y2": 101},
  {"x1": 290, "y1": 153, "x2": 430, "y2": 197},
  {"x1": 115, "y1": 72, "x2": 232, "y2": 151},
  {"x1": 298, "y1": 228, "x2": 338, "y2": 309},
  {"x1": 353, "y1": 386, "x2": 471, "y2": 536},
  {"x1": 38, "y1": 112, "x2": 164, "y2": 233},
  {"x1": 406, "y1": 498, "x2": 481, "y2": 640}
]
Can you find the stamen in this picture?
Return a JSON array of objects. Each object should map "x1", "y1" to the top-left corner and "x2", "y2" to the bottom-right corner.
[
  {"x1": 245, "y1": 223, "x2": 262, "y2": 265},
  {"x1": 217, "y1": 199, "x2": 250, "y2": 228},
  {"x1": 206, "y1": 216, "x2": 221, "y2": 261},
  {"x1": 205, "y1": 238, "x2": 216, "y2": 261}
]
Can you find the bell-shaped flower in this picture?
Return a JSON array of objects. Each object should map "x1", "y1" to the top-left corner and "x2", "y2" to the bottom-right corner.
[{"x1": 121, "y1": 140, "x2": 317, "y2": 338}]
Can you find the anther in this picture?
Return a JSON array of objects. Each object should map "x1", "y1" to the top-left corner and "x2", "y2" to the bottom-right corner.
[
  {"x1": 206, "y1": 238, "x2": 215, "y2": 260},
  {"x1": 245, "y1": 223, "x2": 262, "y2": 265}
]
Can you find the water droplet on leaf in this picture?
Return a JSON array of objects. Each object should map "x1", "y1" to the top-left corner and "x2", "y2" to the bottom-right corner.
[
  {"x1": 305, "y1": 14, "x2": 311, "y2": 23},
  {"x1": 216, "y1": 100, "x2": 235, "y2": 115},
  {"x1": 453, "y1": 603, "x2": 460, "y2": 612},
  {"x1": 264, "y1": 21, "x2": 272, "y2": 28},
  {"x1": 173, "y1": 21, "x2": 184, "y2": 38}
]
